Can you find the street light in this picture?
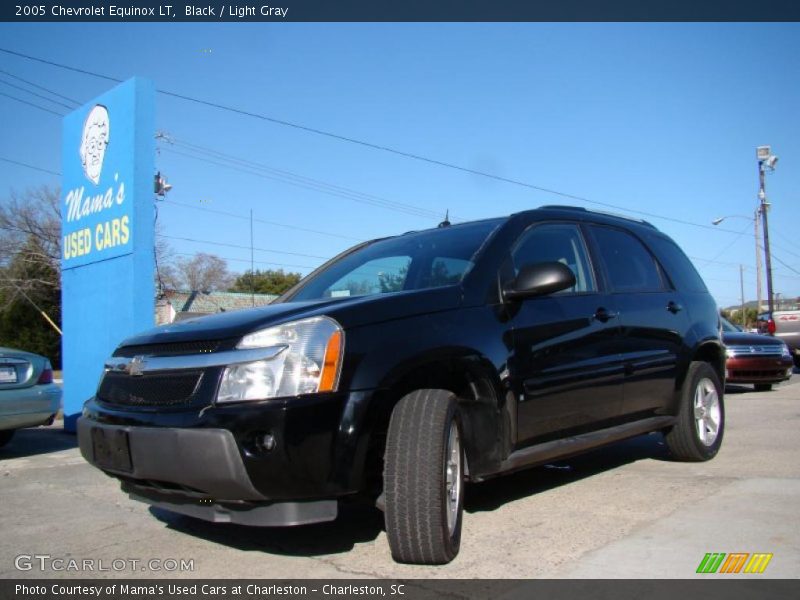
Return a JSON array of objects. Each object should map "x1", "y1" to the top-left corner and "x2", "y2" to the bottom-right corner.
[
  {"x1": 757, "y1": 145, "x2": 779, "y2": 317},
  {"x1": 711, "y1": 211, "x2": 763, "y2": 313}
]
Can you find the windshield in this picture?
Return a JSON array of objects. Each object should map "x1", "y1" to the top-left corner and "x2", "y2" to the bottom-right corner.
[
  {"x1": 720, "y1": 317, "x2": 742, "y2": 333},
  {"x1": 286, "y1": 218, "x2": 504, "y2": 302}
]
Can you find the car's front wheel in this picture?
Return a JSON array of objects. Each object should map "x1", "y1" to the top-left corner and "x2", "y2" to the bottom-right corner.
[
  {"x1": 383, "y1": 389, "x2": 464, "y2": 564},
  {"x1": 0, "y1": 429, "x2": 15, "y2": 448},
  {"x1": 665, "y1": 361, "x2": 724, "y2": 461}
]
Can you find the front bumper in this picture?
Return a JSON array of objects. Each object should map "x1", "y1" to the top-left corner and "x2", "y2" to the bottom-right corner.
[
  {"x1": 79, "y1": 387, "x2": 378, "y2": 506},
  {"x1": 77, "y1": 419, "x2": 268, "y2": 500},
  {"x1": 725, "y1": 356, "x2": 794, "y2": 384},
  {"x1": 77, "y1": 418, "x2": 337, "y2": 526}
]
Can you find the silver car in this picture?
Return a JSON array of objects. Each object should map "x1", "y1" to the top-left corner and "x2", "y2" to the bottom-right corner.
[{"x1": 0, "y1": 347, "x2": 61, "y2": 448}]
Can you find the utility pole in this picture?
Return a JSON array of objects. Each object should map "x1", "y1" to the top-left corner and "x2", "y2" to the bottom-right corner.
[
  {"x1": 754, "y1": 208, "x2": 763, "y2": 312},
  {"x1": 250, "y1": 209, "x2": 255, "y2": 308},
  {"x1": 739, "y1": 264, "x2": 746, "y2": 328},
  {"x1": 756, "y1": 145, "x2": 778, "y2": 317}
]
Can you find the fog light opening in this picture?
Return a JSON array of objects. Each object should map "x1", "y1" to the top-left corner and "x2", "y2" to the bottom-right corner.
[{"x1": 259, "y1": 432, "x2": 276, "y2": 452}]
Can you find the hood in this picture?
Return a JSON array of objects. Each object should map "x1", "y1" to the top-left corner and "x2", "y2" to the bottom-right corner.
[
  {"x1": 119, "y1": 286, "x2": 463, "y2": 348},
  {"x1": 722, "y1": 332, "x2": 785, "y2": 347}
]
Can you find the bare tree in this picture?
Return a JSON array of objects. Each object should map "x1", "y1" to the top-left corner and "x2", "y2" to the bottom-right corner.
[
  {"x1": 0, "y1": 186, "x2": 61, "y2": 309},
  {"x1": 170, "y1": 252, "x2": 233, "y2": 292}
]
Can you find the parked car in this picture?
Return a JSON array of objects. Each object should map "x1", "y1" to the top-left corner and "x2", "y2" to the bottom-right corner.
[
  {"x1": 721, "y1": 317, "x2": 793, "y2": 391},
  {"x1": 79, "y1": 205, "x2": 724, "y2": 565},
  {"x1": 0, "y1": 347, "x2": 61, "y2": 448},
  {"x1": 758, "y1": 309, "x2": 800, "y2": 368}
]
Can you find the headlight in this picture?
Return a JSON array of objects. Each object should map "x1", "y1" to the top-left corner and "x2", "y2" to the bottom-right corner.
[
  {"x1": 725, "y1": 347, "x2": 736, "y2": 358},
  {"x1": 781, "y1": 344, "x2": 792, "y2": 359},
  {"x1": 216, "y1": 316, "x2": 343, "y2": 403}
]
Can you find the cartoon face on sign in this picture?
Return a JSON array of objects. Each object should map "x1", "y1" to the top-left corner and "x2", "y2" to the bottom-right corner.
[{"x1": 79, "y1": 104, "x2": 110, "y2": 185}]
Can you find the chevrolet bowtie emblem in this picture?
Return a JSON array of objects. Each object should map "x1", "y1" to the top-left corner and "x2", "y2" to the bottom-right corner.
[{"x1": 127, "y1": 355, "x2": 146, "y2": 376}]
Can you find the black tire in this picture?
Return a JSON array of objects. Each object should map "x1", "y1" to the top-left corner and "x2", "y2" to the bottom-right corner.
[
  {"x1": 665, "y1": 362, "x2": 724, "y2": 462},
  {"x1": 0, "y1": 429, "x2": 15, "y2": 448},
  {"x1": 384, "y1": 389, "x2": 464, "y2": 565},
  {"x1": 754, "y1": 383, "x2": 773, "y2": 392}
]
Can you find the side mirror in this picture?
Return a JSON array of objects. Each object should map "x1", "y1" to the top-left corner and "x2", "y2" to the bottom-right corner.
[{"x1": 504, "y1": 261, "x2": 577, "y2": 301}]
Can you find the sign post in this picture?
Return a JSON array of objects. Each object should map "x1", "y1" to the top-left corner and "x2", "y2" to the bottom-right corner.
[{"x1": 61, "y1": 77, "x2": 155, "y2": 431}]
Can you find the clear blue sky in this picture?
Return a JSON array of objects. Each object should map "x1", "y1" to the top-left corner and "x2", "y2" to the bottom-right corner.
[{"x1": 1, "y1": 23, "x2": 799, "y2": 308}]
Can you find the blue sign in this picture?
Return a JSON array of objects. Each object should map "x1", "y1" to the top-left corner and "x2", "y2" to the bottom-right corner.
[{"x1": 61, "y1": 77, "x2": 155, "y2": 431}]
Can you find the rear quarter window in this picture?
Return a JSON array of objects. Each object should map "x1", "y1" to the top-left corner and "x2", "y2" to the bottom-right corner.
[{"x1": 646, "y1": 234, "x2": 708, "y2": 294}]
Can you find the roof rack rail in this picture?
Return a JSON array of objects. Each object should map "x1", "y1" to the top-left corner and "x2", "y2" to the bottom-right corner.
[
  {"x1": 538, "y1": 205, "x2": 587, "y2": 212},
  {"x1": 538, "y1": 205, "x2": 656, "y2": 229}
]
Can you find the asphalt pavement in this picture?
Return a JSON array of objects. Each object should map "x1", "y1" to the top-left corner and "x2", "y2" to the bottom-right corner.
[{"x1": 1, "y1": 376, "x2": 798, "y2": 579}]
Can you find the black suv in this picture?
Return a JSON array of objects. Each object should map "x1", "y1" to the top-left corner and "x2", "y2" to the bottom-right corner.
[{"x1": 79, "y1": 205, "x2": 725, "y2": 565}]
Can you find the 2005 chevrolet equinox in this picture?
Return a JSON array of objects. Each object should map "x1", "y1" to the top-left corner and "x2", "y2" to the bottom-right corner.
[{"x1": 79, "y1": 205, "x2": 725, "y2": 564}]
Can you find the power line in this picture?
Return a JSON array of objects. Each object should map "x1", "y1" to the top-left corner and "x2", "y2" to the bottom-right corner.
[
  {"x1": 172, "y1": 251, "x2": 314, "y2": 271},
  {"x1": 0, "y1": 91, "x2": 64, "y2": 116},
  {"x1": 162, "y1": 199, "x2": 362, "y2": 242},
  {"x1": 0, "y1": 47, "x2": 122, "y2": 84},
  {"x1": 0, "y1": 77, "x2": 76, "y2": 110},
  {"x1": 0, "y1": 151, "x2": 793, "y2": 282},
  {"x1": 689, "y1": 255, "x2": 740, "y2": 268},
  {"x1": 771, "y1": 227, "x2": 800, "y2": 254},
  {"x1": 0, "y1": 67, "x2": 81, "y2": 105},
  {"x1": 695, "y1": 222, "x2": 752, "y2": 267},
  {"x1": 157, "y1": 233, "x2": 330, "y2": 260},
  {"x1": 768, "y1": 239, "x2": 800, "y2": 261},
  {"x1": 0, "y1": 157, "x2": 60, "y2": 176},
  {"x1": 1, "y1": 47, "x2": 797, "y2": 289},
  {"x1": 0, "y1": 47, "x2": 750, "y2": 235},
  {"x1": 160, "y1": 145, "x2": 443, "y2": 221},
  {"x1": 164, "y1": 135, "x2": 449, "y2": 220},
  {"x1": 767, "y1": 251, "x2": 800, "y2": 276}
]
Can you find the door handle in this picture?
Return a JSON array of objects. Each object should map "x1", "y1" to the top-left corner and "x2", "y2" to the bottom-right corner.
[
  {"x1": 667, "y1": 301, "x2": 683, "y2": 314},
  {"x1": 593, "y1": 307, "x2": 619, "y2": 322}
]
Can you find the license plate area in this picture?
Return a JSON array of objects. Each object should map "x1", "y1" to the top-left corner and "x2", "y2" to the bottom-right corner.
[
  {"x1": 92, "y1": 428, "x2": 133, "y2": 473},
  {"x1": 0, "y1": 366, "x2": 17, "y2": 383}
]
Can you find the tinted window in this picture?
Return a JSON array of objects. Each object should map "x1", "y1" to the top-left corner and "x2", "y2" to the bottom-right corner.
[
  {"x1": 647, "y1": 234, "x2": 708, "y2": 293},
  {"x1": 427, "y1": 257, "x2": 472, "y2": 287},
  {"x1": 590, "y1": 226, "x2": 665, "y2": 292},
  {"x1": 512, "y1": 223, "x2": 596, "y2": 293},
  {"x1": 326, "y1": 256, "x2": 411, "y2": 297},
  {"x1": 720, "y1": 317, "x2": 741, "y2": 333},
  {"x1": 288, "y1": 219, "x2": 503, "y2": 301}
]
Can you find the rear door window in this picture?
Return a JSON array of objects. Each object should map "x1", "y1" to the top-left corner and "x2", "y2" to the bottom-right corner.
[{"x1": 589, "y1": 226, "x2": 666, "y2": 292}]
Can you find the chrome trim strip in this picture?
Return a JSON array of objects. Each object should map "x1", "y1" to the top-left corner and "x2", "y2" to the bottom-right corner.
[
  {"x1": 726, "y1": 345, "x2": 784, "y2": 357},
  {"x1": 0, "y1": 358, "x2": 30, "y2": 365},
  {"x1": 104, "y1": 345, "x2": 287, "y2": 374}
]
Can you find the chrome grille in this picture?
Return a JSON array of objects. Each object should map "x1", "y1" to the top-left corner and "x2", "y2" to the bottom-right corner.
[{"x1": 726, "y1": 345, "x2": 785, "y2": 357}]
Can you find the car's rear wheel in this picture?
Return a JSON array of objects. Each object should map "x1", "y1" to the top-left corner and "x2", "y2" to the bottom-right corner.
[
  {"x1": 665, "y1": 361, "x2": 724, "y2": 461},
  {"x1": 0, "y1": 429, "x2": 15, "y2": 448},
  {"x1": 754, "y1": 383, "x2": 773, "y2": 392},
  {"x1": 383, "y1": 389, "x2": 464, "y2": 564}
]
